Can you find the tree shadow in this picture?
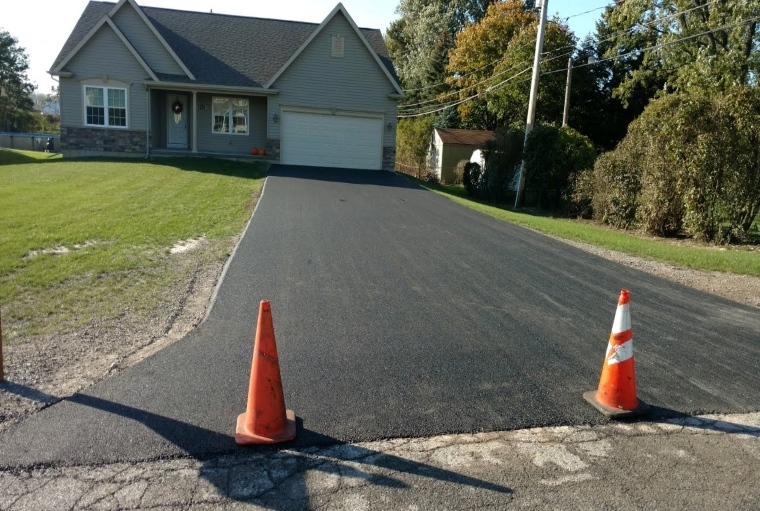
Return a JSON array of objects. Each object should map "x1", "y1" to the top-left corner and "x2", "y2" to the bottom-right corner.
[
  {"x1": 269, "y1": 164, "x2": 426, "y2": 189},
  {"x1": 0, "y1": 381, "x2": 60, "y2": 406},
  {"x1": 66, "y1": 394, "x2": 512, "y2": 508},
  {"x1": 0, "y1": 149, "x2": 61, "y2": 166}
]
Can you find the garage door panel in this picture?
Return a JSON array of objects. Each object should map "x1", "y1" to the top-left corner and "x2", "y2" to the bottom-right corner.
[{"x1": 282, "y1": 112, "x2": 383, "y2": 170}]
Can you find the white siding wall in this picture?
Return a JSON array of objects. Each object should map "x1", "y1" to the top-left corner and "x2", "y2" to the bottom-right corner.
[
  {"x1": 60, "y1": 25, "x2": 151, "y2": 130},
  {"x1": 268, "y1": 12, "x2": 398, "y2": 148},
  {"x1": 111, "y1": 2, "x2": 186, "y2": 76}
]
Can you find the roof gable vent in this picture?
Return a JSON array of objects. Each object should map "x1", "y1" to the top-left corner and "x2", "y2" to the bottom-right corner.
[{"x1": 331, "y1": 34, "x2": 344, "y2": 57}]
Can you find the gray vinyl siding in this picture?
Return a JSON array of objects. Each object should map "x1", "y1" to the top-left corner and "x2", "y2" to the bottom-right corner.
[
  {"x1": 195, "y1": 94, "x2": 267, "y2": 153},
  {"x1": 60, "y1": 24, "x2": 151, "y2": 131},
  {"x1": 111, "y1": 3, "x2": 186, "y2": 76},
  {"x1": 268, "y1": 12, "x2": 398, "y2": 147}
]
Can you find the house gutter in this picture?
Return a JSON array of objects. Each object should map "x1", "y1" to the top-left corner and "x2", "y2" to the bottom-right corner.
[{"x1": 143, "y1": 81, "x2": 279, "y2": 96}]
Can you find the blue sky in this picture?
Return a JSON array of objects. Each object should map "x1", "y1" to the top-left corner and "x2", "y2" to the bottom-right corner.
[{"x1": 2, "y1": 0, "x2": 606, "y2": 93}]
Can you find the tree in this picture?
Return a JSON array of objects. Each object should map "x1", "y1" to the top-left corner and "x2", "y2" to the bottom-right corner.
[
  {"x1": 387, "y1": 0, "x2": 497, "y2": 106},
  {"x1": 602, "y1": 0, "x2": 760, "y2": 100},
  {"x1": 445, "y1": 1, "x2": 577, "y2": 129},
  {"x1": 0, "y1": 31, "x2": 36, "y2": 132}
]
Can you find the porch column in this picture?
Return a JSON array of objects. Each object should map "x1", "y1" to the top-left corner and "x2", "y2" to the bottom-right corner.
[{"x1": 192, "y1": 91, "x2": 198, "y2": 153}]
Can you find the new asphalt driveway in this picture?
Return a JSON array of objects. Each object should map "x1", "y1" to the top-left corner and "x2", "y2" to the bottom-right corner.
[{"x1": 1, "y1": 165, "x2": 759, "y2": 468}]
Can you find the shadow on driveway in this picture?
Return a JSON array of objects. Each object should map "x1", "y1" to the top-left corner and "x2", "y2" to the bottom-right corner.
[
  {"x1": 268, "y1": 164, "x2": 422, "y2": 189},
  {"x1": 67, "y1": 393, "x2": 513, "y2": 507}
]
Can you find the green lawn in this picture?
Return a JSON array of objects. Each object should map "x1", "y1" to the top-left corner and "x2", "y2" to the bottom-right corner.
[
  {"x1": 0, "y1": 150, "x2": 266, "y2": 340},
  {"x1": 412, "y1": 178, "x2": 760, "y2": 277}
]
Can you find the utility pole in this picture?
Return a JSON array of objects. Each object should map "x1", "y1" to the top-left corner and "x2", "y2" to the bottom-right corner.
[
  {"x1": 514, "y1": 0, "x2": 549, "y2": 208},
  {"x1": 562, "y1": 56, "x2": 572, "y2": 127}
]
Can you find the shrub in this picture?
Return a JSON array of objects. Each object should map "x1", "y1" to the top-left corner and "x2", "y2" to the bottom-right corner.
[
  {"x1": 396, "y1": 116, "x2": 434, "y2": 177},
  {"x1": 463, "y1": 161, "x2": 483, "y2": 196},
  {"x1": 588, "y1": 140, "x2": 642, "y2": 229},
  {"x1": 480, "y1": 126, "x2": 524, "y2": 203},
  {"x1": 453, "y1": 159, "x2": 469, "y2": 185},
  {"x1": 421, "y1": 169, "x2": 440, "y2": 184},
  {"x1": 597, "y1": 89, "x2": 760, "y2": 242},
  {"x1": 524, "y1": 124, "x2": 596, "y2": 212}
]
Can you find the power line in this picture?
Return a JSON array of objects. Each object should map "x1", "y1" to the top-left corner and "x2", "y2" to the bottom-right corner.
[
  {"x1": 397, "y1": 67, "x2": 533, "y2": 118},
  {"x1": 564, "y1": 4, "x2": 611, "y2": 20},
  {"x1": 399, "y1": 60, "x2": 533, "y2": 110},
  {"x1": 397, "y1": 14, "x2": 760, "y2": 119}
]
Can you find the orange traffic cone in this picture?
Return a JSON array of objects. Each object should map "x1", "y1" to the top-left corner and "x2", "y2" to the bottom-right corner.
[
  {"x1": 236, "y1": 300, "x2": 296, "y2": 445},
  {"x1": 583, "y1": 290, "x2": 647, "y2": 418}
]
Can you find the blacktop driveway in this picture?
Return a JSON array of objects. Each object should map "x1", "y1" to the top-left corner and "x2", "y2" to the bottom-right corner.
[{"x1": 1, "y1": 165, "x2": 759, "y2": 509}]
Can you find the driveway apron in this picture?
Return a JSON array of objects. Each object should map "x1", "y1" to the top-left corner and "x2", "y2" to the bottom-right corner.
[{"x1": 1, "y1": 165, "x2": 758, "y2": 467}]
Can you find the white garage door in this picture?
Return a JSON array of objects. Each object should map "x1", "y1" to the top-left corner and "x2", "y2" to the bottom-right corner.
[{"x1": 281, "y1": 112, "x2": 383, "y2": 170}]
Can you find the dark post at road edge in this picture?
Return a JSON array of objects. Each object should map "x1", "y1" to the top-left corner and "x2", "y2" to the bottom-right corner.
[{"x1": 0, "y1": 307, "x2": 4, "y2": 383}]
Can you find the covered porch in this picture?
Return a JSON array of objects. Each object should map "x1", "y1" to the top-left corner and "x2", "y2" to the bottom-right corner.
[{"x1": 147, "y1": 84, "x2": 275, "y2": 157}]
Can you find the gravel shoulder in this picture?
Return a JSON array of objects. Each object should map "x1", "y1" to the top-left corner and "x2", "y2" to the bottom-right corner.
[{"x1": 1, "y1": 209, "x2": 758, "y2": 433}]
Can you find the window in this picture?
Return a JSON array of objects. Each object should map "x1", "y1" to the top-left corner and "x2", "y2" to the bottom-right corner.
[
  {"x1": 84, "y1": 86, "x2": 127, "y2": 128},
  {"x1": 213, "y1": 97, "x2": 249, "y2": 135}
]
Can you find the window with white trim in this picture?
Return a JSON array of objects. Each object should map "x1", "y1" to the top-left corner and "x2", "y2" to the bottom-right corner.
[
  {"x1": 84, "y1": 86, "x2": 127, "y2": 127},
  {"x1": 212, "y1": 97, "x2": 249, "y2": 135}
]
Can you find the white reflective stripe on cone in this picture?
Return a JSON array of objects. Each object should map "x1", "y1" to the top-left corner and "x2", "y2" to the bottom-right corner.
[
  {"x1": 611, "y1": 304, "x2": 631, "y2": 334},
  {"x1": 605, "y1": 339, "x2": 634, "y2": 365}
]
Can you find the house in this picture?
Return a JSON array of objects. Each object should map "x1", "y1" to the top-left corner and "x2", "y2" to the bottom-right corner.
[
  {"x1": 49, "y1": 0, "x2": 403, "y2": 170},
  {"x1": 428, "y1": 128, "x2": 494, "y2": 183}
]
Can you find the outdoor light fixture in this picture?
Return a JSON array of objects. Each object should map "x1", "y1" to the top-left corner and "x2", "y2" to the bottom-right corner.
[
  {"x1": 272, "y1": 114, "x2": 279, "y2": 123},
  {"x1": 386, "y1": 122, "x2": 393, "y2": 131}
]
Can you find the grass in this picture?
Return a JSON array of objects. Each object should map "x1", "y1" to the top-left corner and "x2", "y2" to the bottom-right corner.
[
  {"x1": 410, "y1": 177, "x2": 760, "y2": 278},
  {"x1": 0, "y1": 150, "x2": 266, "y2": 340}
]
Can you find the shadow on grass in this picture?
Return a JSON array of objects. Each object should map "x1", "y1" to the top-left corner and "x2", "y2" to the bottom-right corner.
[
  {"x1": 0, "y1": 149, "x2": 62, "y2": 166},
  {"x1": 0, "y1": 149, "x2": 267, "y2": 181}
]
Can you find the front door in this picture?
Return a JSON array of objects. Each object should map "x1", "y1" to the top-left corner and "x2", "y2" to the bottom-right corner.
[{"x1": 167, "y1": 94, "x2": 188, "y2": 149}]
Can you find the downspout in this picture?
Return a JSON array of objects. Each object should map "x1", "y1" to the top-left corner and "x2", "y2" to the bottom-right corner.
[{"x1": 145, "y1": 85, "x2": 151, "y2": 159}]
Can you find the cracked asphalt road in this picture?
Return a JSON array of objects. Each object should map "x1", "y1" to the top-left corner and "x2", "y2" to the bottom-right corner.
[{"x1": 2, "y1": 413, "x2": 759, "y2": 510}]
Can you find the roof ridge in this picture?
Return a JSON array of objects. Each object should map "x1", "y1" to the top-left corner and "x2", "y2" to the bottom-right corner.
[{"x1": 140, "y1": 4, "x2": 381, "y2": 31}]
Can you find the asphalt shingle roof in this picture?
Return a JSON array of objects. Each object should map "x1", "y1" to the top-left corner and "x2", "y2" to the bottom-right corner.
[
  {"x1": 435, "y1": 128, "x2": 495, "y2": 146},
  {"x1": 51, "y1": 1, "x2": 398, "y2": 89}
]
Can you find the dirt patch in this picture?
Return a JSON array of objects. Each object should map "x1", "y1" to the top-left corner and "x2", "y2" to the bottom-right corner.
[
  {"x1": 1, "y1": 226, "x2": 759, "y2": 433},
  {"x1": 170, "y1": 236, "x2": 206, "y2": 255},
  {"x1": 0, "y1": 254, "x2": 225, "y2": 433}
]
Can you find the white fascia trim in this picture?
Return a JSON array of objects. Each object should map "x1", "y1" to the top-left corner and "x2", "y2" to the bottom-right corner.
[
  {"x1": 264, "y1": 3, "x2": 403, "y2": 95},
  {"x1": 52, "y1": 15, "x2": 158, "y2": 82},
  {"x1": 144, "y1": 81, "x2": 279, "y2": 95},
  {"x1": 109, "y1": 0, "x2": 196, "y2": 81}
]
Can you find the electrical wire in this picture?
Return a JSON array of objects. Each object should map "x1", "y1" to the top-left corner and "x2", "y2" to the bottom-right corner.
[
  {"x1": 398, "y1": 67, "x2": 533, "y2": 118},
  {"x1": 397, "y1": 14, "x2": 760, "y2": 118}
]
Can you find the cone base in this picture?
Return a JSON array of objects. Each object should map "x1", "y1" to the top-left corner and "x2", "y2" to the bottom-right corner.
[
  {"x1": 235, "y1": 409, "x2": 297, "y2": 445},
  {"x1": 583, "y1": 391, "x2": 648, "y2": 419}
]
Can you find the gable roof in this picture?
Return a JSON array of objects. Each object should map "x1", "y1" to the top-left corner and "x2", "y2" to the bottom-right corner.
[
  {"x1": 264, "y1": 3, "x2": 403, "y2": 95},
  {"x1": 50, "y1": 1, "x2": 401, "y2": 92},
  {"x1": 51, "y1": 14, "x2": 159, "y2": 81},
  {"x1": 435, "y1": 128, "x2": 495, "y2": 146}
]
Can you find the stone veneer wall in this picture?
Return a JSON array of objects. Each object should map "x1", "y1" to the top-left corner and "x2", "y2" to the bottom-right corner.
[
  {"x1": 265, "y1": 139, "x2": 281, "y2": 161},
  {"x1": 61, "y1": 127, "x2": 147, "y2": 153},
  {"x1": 382, "y1": 146, "x2": 396, "y2": 172}
]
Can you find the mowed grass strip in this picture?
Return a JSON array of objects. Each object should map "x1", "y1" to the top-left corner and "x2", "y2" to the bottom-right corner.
[
  {"x1": 411, "y1": 178, "x2": 760, "y2": 277},
  {"x1": 0, "y1": 151, "x2": 266, "y2": 340}
]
